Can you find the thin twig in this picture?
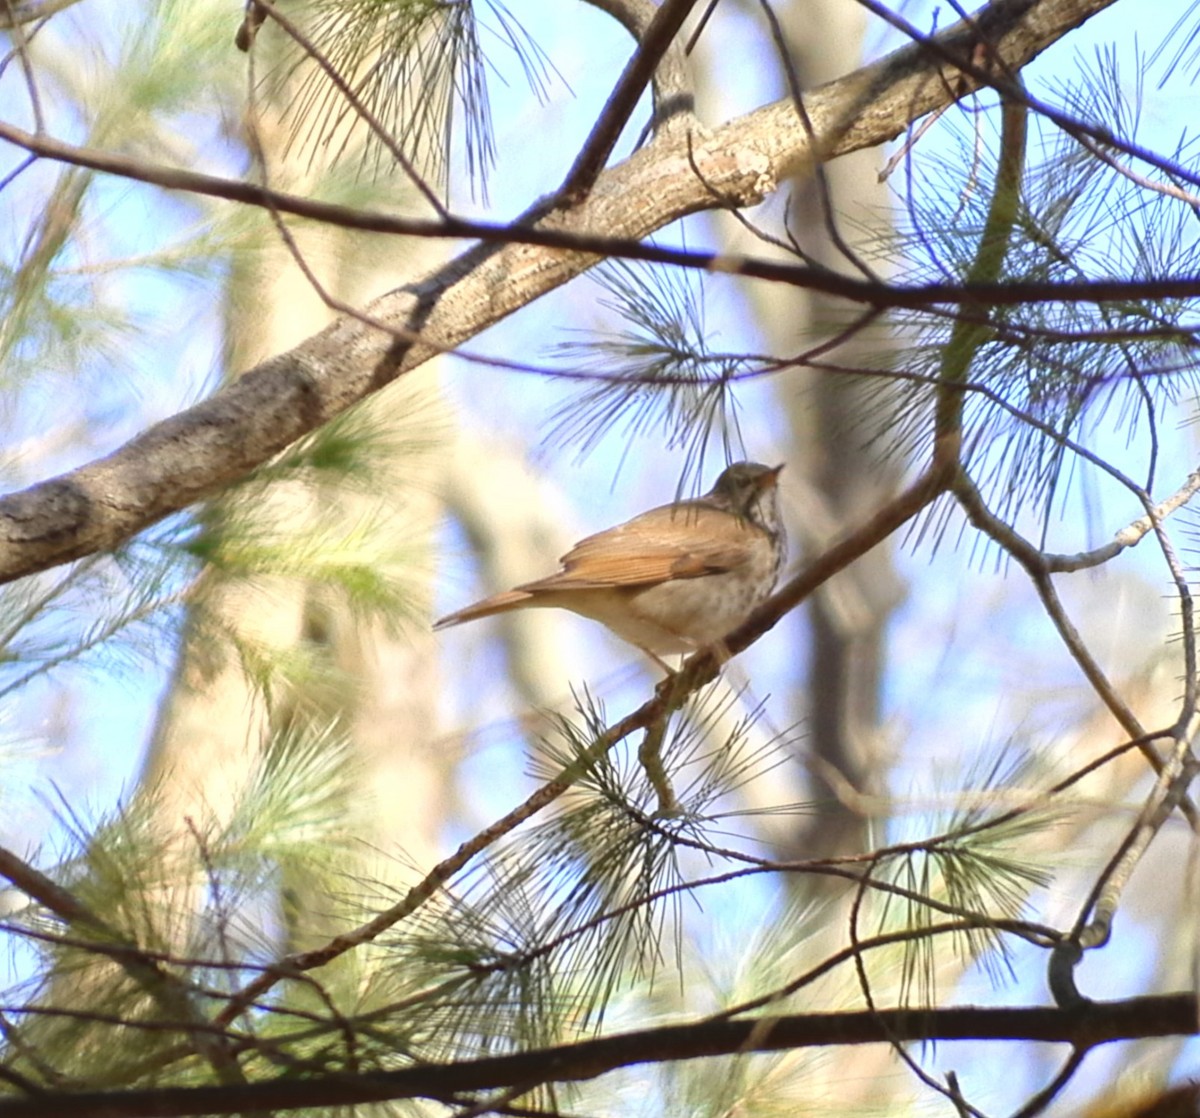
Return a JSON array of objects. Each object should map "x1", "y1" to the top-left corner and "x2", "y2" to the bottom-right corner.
[
  {"x1": 245, "y1": 0, "x2": 446, "y2": 216},
  {"x1": 1005, "y1": 1047, "x2": 1089, "y2": 1118},
  {"x1": 560, "y1": 0, "x2": 699, "y2": 201},
  {"x1": 848, "y1": 856, "x2": 993, "y2": 1118},
  {"x1": 0, "y1": 846, "x2": 247, "y2": 1084},
  {"x1": 754, "y1": 0, "x2": 878, "y2": 281}
]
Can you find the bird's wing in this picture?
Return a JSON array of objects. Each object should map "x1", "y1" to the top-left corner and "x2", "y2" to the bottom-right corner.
[{"x1": 520, "y1": 505, "x2": 751, "y2": 591}]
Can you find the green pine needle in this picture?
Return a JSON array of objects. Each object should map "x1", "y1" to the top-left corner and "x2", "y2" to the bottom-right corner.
[{"x1": 546, "y1": 262, "x2": 752, "y2": 488}]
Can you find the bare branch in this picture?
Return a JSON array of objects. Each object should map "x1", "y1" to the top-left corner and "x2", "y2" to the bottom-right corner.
[
  {"x1": 1044, "y1": 468, "x2": 1200, "y2": 571},
  {"x1": 0, "y1": 994, "x2": 1194, "y2": 1118}
]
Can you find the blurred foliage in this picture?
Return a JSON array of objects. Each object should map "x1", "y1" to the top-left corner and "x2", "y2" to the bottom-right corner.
[{"x1": 0, "y1": 1, "x2": 1198, "y2": 1116}]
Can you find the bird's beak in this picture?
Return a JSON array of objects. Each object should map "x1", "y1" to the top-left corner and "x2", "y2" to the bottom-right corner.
[{"x1": 759, "y1": 464, "x2": 785, "y2": 488}]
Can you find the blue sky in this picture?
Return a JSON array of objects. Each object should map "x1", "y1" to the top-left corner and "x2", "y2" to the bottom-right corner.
[{"x1": 1, "y1": 0, "x2": 1198, "y2": 1108}]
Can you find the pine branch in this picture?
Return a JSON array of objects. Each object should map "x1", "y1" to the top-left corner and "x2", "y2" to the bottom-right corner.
[
  {"x1": 211, "y1": 469, "x2": 944, "y2": 1024},
  {"x1": 0, "y1": 0, "x2": 1123, "y2": 583},
  {"x1": 0, "y1": 846, "x2": 246, "y2": 1086}
]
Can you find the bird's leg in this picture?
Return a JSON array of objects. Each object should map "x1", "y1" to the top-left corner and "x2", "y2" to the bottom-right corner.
[
  {"x1": 708, "y1": 639, "x2": 733, "y2": 667},
  {"x1": 643, "y1": 648, "x2": 677, "y2": 676}
]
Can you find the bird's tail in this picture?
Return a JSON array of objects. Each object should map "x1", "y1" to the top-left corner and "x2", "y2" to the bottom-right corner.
[{"x1": 433, "y1": 590, "x2": 534, "y2": 630}]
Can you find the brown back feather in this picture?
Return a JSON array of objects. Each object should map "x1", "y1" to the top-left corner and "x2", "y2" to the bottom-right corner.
[{"x1": 521, "y1": 504, "x2": 754, "y2": 590}]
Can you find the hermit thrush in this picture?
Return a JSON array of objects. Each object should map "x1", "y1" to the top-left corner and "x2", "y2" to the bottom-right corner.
[{"x1": 435, "y1": 462, "x2": 786, "y2": 665}]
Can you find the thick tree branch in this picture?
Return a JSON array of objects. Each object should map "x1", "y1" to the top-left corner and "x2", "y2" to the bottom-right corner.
[
  {"x1": 0, "y1": 995, "x2": 1192, "y2": 1118},
  {"x1": 0, "y1": 0, "x2": 1120, "y2": 583}
]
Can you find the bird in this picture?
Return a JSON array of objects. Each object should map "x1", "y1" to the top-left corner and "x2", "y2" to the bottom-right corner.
[{"x1": 434, "y1": 461, "x2": 786, "y2": 667}]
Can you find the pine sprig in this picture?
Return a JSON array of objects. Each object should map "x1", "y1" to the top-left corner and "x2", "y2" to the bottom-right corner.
[
  {"x1": 882, "y1": 56, "x2": 1200, "y2": 534},
  {"x1": 0, "y1": 543, "x2": 187, "y2": 702},
  {"x1": 219, "y1": 718, "x2": 359, "y2": 866},
  {"x1": 871, "y1": 748, "x2": 1059, "y2": 1009},
  {"x1": 546, "y1": 262, "x2": 751, "y2": 489},
  {"x1": 510, "y1": 687, "x2": 801, "y2": 1027},
  {"x1": 300, "y1": 859, "x2": 585, "y2": 1079},
  {"x1": 183, "y1": 502, "x2": 431, "y2": 635},
  {"x1": 280, "y1": 0, "x2": 558, "y2": 197}
]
